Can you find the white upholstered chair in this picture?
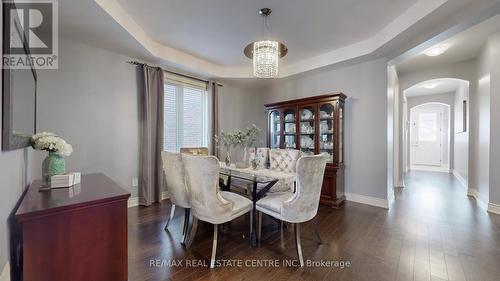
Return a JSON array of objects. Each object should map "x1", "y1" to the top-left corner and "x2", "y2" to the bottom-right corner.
[
  {"x1": 269, "y1": 148, "x2": 301, "y2": 173},
  {"x1": 161, "y1": 152, "x2": 191, "y2": 244},
  {"x1": 180, "y1": 147, "x2": 209, "y2": 156},
  {"x1": 247, "y1": 147, "x2": 270, "y2": 168},
  {"x1": 256, "y1": 154, "x2": 327, "y2": 266},
  {"x1": 267, "y1": 148, "x2": 301, "y2": 192},
  {"x1": 182, "y1": 155, "x2": 253, "y2": 268}
]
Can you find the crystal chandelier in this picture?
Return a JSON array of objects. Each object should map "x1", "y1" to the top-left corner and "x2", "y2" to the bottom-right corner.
[
  {"x1": 244, "y1": 8, "x2": 287, "y2": 78},
  {"x1": 253, "y1": 40, "x2": 279, "y2": 78}
]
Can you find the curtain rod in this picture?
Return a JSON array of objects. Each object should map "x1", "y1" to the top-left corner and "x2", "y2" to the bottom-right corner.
[{"x1": 127, "y1": 61, "x2": 223, "y2": 87}]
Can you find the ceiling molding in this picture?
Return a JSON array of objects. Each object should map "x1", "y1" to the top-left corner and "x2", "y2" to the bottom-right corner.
[
  {"x1": 95, "y1": 0, "x2": 447, "y2": 78},
  {"x1": 282, "y1": 0, "x2": 448, "y2": 77}
]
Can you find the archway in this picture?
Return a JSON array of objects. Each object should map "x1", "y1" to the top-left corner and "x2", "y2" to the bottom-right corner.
[
  {"x1": 409, "y1": 102, "x2": 451, "y2": 172},
  {"x1": 400, "y1": 78, "x2": 470, "y2": 190}
]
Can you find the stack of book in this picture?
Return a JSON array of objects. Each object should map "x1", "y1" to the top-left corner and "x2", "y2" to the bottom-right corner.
[{"x1": 51, "y1": 172, "x2": 81, "y2": 188}]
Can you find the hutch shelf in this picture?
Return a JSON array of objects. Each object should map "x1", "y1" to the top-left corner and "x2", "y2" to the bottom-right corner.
[{"x1": 265, "y1": 93, "x2": 346, "y2": 208}]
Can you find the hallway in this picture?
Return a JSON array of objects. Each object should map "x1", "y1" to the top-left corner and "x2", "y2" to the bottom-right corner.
[{"x1": 388, "y1": 171, "x2": 500, "y2": 281}]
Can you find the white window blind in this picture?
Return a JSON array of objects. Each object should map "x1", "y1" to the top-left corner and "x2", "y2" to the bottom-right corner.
[
  {"x1": 164, "y1": 72, "x2": 208, "y2": 90},
  {"x1": 163, "y1": 81, "x2": 209, "y2": 152}
]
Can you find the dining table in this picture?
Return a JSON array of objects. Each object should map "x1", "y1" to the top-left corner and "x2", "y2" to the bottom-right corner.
[{"x1": 218, "y1": 163, "x2": 295, "y2": 246}]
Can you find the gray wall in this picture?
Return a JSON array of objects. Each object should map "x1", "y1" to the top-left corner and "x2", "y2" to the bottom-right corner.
[
  {"x1": 262, "y1": 58, "x2": 389, "y2": 200},
  {"x1": 487, "y1": 33, "x2": 500, "y2": 205},
  {"x1": 473, "y1": 38, "x2": 491, "y2": 204},
  {"x1": 37, "y1": 38, "x2": 140, "y2": 196},
  {"x1": 217, "y1": 83, "x2": 267, "y2": 159},
  {"x1": 454, "y1": 82, "x2": 470, "y2": 183}
]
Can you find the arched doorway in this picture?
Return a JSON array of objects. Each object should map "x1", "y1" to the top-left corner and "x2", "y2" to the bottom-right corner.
[
  {"x1": 409, "y1": 103, "x2": 451, "y2": 171},
  {"x1": 400, "y1": 78, "x2": 470, "y2": 191}
]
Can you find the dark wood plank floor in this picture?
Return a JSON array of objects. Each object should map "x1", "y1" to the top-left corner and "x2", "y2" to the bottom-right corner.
[{"x1": 128, "y1": 171, "x2": 500, "y2": 281}]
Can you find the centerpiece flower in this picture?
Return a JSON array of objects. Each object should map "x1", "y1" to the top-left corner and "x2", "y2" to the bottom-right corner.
[
  {"x1": 31, "y1": 132, "x2": 73, "y2": 184},
  {"x1": 215, "y1": 125, "x2": 261, "y2": 167}
]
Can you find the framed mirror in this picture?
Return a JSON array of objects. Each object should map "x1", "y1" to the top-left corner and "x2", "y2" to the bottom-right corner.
[{"x1": 2, "y1": 3, "x2": 38, "y2": 151}]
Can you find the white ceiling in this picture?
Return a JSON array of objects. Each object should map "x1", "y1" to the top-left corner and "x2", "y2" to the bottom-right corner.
[
  {"x1": 404, "y1": 78, "x2": 466, "y2": 97},
  {"x1": 115, "y1": 0, "x2": 415, "y2": 66},
  {"x1": 55, "y1": 0, "x2": 500, "y2": 78},
  {"x1": 397, "y1": 12, "x2": 500, "y2": 73},
  {"x1": 58, "y1": 0, "x2": 153, "y2": 61}
]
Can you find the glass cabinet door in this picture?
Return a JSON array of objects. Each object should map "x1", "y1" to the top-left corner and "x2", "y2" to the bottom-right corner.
[
  {"x1": 299, "y1": 106, "x2": 316, "y2": 155},
  {"x1": 283, "y1": 108, "x2": 297, "y2": 149},
  {"x1": 319, "y1": 103, "x2": 334, "y2": 163},
  {"x1": 339, "y1": 104, "x2": 343, "y2": 163},
  {"x1": 269, "y1": 110, "x2": 281, "y2": 149}
]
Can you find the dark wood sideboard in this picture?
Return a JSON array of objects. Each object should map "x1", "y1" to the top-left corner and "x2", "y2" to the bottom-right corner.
[
  {"x1": 15, "y1": 173, "x2": 130, "y2": 281},
  {"x1": 265, "y1": 94, "x2": 346, "y2": 208}
]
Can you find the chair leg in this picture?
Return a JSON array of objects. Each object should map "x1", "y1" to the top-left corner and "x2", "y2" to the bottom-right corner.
[
  {"x1": 164, "y1": 204, "x2": 176, "y2": 230},
  {"x1": 249, "y1": 211, "x2": 253, "y2": 239},
  {"x1": 294, "y1": 223, "x2": 304, "y2": 267},
  {"x1": 312, "y1": 216, "x2": 322, "y2": 244},
  {"x1": 257, "y1": 211, "x2": 262, "y2": 244},
  {"x1": 280, "y1": 220, "x2": 285, "y2": 249},
  {"x1": 210, "y1": 224, "x2": 219, "y2": 269},
  {"x1": 181, "y1": 209, "x2": 190, "y2": 244},
  {"x1": 185, "y1": 217, "x2": 198, "y2": 248}
]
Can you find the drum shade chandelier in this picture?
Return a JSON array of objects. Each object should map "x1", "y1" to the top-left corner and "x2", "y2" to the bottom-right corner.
[{"x1": 244, "y1": 8, "x2": 288, "y2": 78}]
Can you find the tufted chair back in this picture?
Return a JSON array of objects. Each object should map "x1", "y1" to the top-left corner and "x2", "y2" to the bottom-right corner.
[
  {"x1": 247, "y1": 147, "x2": 270, "y2": 168},
  {"x1": 281, "y1": 155, "x2": 327, "y2": 223},
  {"x1": 270, "y1": 149, "x2": 301, "y2": 173},
  {"x1": 161, "y1": 152, "x2": 190, "y2": 209},
  {"x1": 182, "y1": 155, "x2": 233, "y2": 224},
  {"x1": 180, "y1": 147, "x2": 209, "y2": 156}
]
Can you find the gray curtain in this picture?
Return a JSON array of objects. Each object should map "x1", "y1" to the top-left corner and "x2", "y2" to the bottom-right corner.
[
  {"x1": 207, "y1": 82, "x2": 220, "y2": 157},
  {"x1": 138, "y1": 65, "x2": 164, "y2": 206}
]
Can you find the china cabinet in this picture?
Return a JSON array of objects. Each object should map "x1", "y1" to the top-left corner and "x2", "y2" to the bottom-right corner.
[{"x1": 265, "y1": 93, "x2": 346, "y2": 208}]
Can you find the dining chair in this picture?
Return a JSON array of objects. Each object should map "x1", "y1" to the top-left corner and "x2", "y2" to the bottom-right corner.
[
  {"x1": 161, "y1": 152, "x2": 191, "y2": 244},
  {"x1": 256, "y1": 154, "x2": 327, "y2": 266},
  {"x1": 180, "y1": 147, "x2": 209, "y2": 156},
  {"x1": 182, "y1": 155, "x2": 253, "y2": 269},
  {"x1": 269, "y1": 148, "x2": 300, "y2": 173},
  {"x1": 247, "y1": 147, "x2": 270, "y2": 168},
  {"x1": 268, "y1": 148, "x2": 301, "y2": 192}
]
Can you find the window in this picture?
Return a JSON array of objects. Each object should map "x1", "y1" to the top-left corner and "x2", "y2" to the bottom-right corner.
[{"x1": 163, "y1": 77, "x2": 208, "y2": 152}]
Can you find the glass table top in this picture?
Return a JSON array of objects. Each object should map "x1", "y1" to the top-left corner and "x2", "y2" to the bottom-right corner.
[{"x1": 219, "y1": 166, "x2": 278, "y2": 184}]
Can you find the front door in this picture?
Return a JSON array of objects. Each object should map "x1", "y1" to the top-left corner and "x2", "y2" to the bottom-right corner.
[{"x1": 410, "y1": 105, "x2": 444, "y2": 167}]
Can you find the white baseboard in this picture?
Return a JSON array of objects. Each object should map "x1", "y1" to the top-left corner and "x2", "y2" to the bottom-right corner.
[
  {"x1": 488, "y1": 203, "x2": 500, "y2": 215},
  {"x1": 467, "y1": 188, "x2": 488, "y2": 212},
  {"x1": 161, "y1": 191, "x2": 170, "y2": 201},
  {"x1": 345, "y1": 192, "x2": 389, "y2": 209},
  {"x1": 0, "y1": 262, "x2": 10, "y2": 281},
  {"x1": 127, "y1": 197, "x2": 139, "y2": 208},
  {"x1": 410, "y1": 165, "x2": 450, "y2": 173},
  {"x1": 467, "y1": 188, "x2": 477, "y2": 197},
  {"x1": 127, "y1": 191, "x2": 170, "y2": 208},
  {"x1": 452, "y1": 170, "x2": 468, "y2": 189},
  {"x1": 394, "y1": 180, "x2": 405, "y2": 188}
]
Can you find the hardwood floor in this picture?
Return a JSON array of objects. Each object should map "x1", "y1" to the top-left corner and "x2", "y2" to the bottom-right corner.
[{"x1": 128, "y1": 171, "x2": 500, "y2": 281}]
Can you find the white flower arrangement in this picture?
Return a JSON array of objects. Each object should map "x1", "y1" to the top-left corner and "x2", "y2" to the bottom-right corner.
[{"x1": 31, "y1": 132, "x2": 73, "y2": 156}]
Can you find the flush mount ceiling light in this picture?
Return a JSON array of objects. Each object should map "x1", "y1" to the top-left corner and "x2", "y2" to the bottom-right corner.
[
  {"x1": 422, "y1": 81, "x2": 440, "y2": 89},
  {"x1": 423, "y1": 45, "x2": 448, "y2": 57},
  {"x1": 244, "y1": 8, "x2": 288, "y2": 78}
]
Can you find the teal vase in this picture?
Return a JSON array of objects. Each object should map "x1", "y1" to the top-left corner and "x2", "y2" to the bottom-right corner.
[{"x1": 42, "y1": 152, "x2": 66, "y2": 184}]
